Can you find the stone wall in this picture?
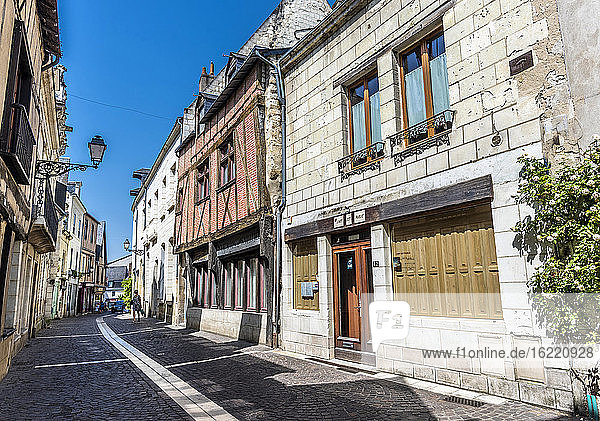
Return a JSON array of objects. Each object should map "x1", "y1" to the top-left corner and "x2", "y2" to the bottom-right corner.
[
  {"x1": 278, "y1": 0, "x2": 583, "y2": 411},
  {"x1": 555, "y1": 0, "x2": 600, "y2": 151},
  {"x1": 137, "y1": 135, "x2": 179, "y2": 320},
  {"x1": 187, "y1": 307, "x2": 267, "y2": 344}
]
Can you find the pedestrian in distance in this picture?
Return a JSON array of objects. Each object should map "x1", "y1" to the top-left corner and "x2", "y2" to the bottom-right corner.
[{"x1": 132, "y1": 290, "x2": 142, "y2": 322}]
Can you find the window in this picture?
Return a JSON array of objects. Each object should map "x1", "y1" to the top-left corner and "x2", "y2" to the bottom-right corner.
[
  {"x1": 196, "y1": 160, "x2": 209, "y2": 201},
  {"x1": 210, "y1": 271, "x2": 217, "y2": 308},
  {"x1": 0, "y1": 227, "x2": 13, "y2": 321},
  {"x1": 234, "y1": 261, "x2": 245, "y2": 310},
  {"x1": 219, "y1": 257, "x2": 265, "y2": 312},
  {"x1": 400, "y1": 31, "x2": 451, "y2": 145},
  {"x1": 192, "y1": 267, "x2": 202, "y2": 307},
  {"x1": 224, "y1": 262, "x2": 234, "y2": 309},
  {"x1": 348, "y1": 74, "x2": 383, "y2": 164},
  {"x1": 247, "y1": 258, "x2": 258, "y2": 311},
  {"x1": 195, "y1": 266, "x2": 210, "y2": 308},
  {"x1": 292, "y1": 239, "x2": 319, "y2": 310},
  {"x1": 1, "y1": 21, "x2": 33, "y2": 182},
  {"x1": 176, "y1": 188, "x2": 184, "y2": 214},
  {"x1": 219, "y1": 135, "x2": 235, "y2": 186}
]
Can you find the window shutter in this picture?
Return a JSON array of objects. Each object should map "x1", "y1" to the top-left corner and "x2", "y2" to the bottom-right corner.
[
  {"x1": 293, "y1": 238, "x2": 319, "y2": 310},
  {"x1": 0, "y1": 21, "x2": 24, "y2": 150}
]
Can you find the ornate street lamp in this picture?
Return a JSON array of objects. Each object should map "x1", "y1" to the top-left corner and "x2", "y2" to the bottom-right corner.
[
  {"x1": 123, "y1": 239, "x2": 144, "y2": 256},
  {"x1": 36, "y1": 135, "x2": 107, "y2": 179}
]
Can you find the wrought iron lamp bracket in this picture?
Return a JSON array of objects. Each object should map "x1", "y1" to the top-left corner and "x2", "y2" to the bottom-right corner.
[
  {"x1": 35, "y1": 160, "x2": 98, "y2": 179},
  {"x1": 126, "y1": 248, "x2": 145, "y2": 256}
]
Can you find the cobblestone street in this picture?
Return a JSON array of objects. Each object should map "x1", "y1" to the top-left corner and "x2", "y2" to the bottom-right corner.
[{"x1": 0, "y1": 314, "x2": 582, "y2": 420}]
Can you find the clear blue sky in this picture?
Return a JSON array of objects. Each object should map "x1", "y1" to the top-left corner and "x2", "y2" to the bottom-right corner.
[{"x1": 58, "y1": 1, "x2": 334, "y2": 262}]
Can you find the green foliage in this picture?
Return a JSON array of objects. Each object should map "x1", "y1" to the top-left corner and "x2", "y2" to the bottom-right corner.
[
  {"x1": 120, "y1": 277, "x2": 132, "y2": 308},
  {"x1": 515, "y1": 139, "x2": 600, "y2": 293},
  {"x1": 514, "y1": 138, "x2": 600, "y2": 343}
]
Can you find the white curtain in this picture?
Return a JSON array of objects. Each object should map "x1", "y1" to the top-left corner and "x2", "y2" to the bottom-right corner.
[
  {"x1": 430, "y1": 53, "x2": 450, "y2": 115},
  {"x1": 405, "y1": 67, "x2": 426, "y2": 126},
  {"x1": 369, "y1": 91, "x2": 382, "y2": 144},
  {"x1": 352, "y1": 101, "x2": 367, "y2": 152}
]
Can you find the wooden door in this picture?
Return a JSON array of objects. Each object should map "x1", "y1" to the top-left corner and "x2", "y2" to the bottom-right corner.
[{"x1": 333, "y1": 241, "x2": 372, "y2": 351}]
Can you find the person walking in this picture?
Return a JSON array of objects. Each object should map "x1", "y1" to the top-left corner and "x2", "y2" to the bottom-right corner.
[{"x1": 132, "y1": 290, "x2": 142, "y2": 322}]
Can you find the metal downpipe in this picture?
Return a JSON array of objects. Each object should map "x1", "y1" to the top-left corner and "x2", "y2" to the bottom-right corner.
[{"x1": 255, "y1": 51, "x2": 286, "y2": 348}]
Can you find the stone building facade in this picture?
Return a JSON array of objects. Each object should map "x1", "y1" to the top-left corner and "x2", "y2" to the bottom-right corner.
[
  {"x1": 65, "y1": 182, "x2": 85, "y2": 317},
  {"x1": 0, "y1": 0, "x2": 69, "y2": 381},
  {"x1": 174, "y1": 0, "x2": 332, "y2": 344},
  {"x1": 130, "y1": 120, "x2": 181, "y2": 323},
  {"x1": 279, "y1": 0, "x2": 597, "y2": 412},
  {"x1": 106, "y1": 254, "x2": 131, "y2": 307},
  {"x1": 78, "y1": 213, "x2": 99, "y2": 313}
]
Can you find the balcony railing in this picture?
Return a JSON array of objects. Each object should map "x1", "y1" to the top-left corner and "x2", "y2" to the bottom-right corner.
[
  {"x1": 337, "y1": 141, "x2": 385, "y2": 181},
  {"x1": 30, "y1": 181, "x2": 59, "y2": 253},
  {"x1": 0, "y1": 104, "x2": 35, "y2": 184},
  {"x1": 389, "y1": 110, "x2": 455, "y2": 166}
]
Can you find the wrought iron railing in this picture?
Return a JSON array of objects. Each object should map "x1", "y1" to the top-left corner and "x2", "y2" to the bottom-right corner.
[
  {"x1": 389, "y1": 110, "x2": 455, "y2": 165},
  {"x1": 1, "y1": 104, "x2": 35, "y2": 184},
  {"x1": 44, "y1": 182, "x2": 59, "y2": 243},
  {"x1": 337, "y1": 141, "x2": 385, "y2": 181}
]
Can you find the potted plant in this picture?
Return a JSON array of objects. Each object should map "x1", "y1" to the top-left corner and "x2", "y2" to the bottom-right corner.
[{"x1": 572, "y1": 367, "x2": 600, "y2": 420}]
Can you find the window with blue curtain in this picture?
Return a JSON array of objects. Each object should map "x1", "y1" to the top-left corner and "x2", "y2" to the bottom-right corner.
[
  {"x1": 401, "y1": 32, "x2": 451, "y2": 146},
  {"x1": 348, "y1": 74, "x2": 383, "y2": 166}
]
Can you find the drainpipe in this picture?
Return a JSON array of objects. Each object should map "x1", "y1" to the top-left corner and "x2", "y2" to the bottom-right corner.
[{"x1": 256, "y1": 50, "x2": 286, "y2": 348}]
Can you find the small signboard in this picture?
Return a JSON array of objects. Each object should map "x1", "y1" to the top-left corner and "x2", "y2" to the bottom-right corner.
[
  {"x1": 509, "y1": 51, "x2": 534, "y2": 76},
  {"x1": 301, "y1": 281, "x2": 315, "y2": 298},
  {"x1": 354, "y1": 209, "x2": 366, "y2": 224},
  {"x1": 345, "y1": 213, "x2": 353, "y2": 226}
]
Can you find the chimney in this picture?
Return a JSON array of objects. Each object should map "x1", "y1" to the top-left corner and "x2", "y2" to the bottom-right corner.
[{"x1": 199, "y1": 63, "x2": 216, "y2": 92}]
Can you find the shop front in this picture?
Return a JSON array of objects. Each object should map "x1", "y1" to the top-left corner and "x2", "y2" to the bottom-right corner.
[{"x1": 282, "y1": 176, "x2": 503, "y2": 367}]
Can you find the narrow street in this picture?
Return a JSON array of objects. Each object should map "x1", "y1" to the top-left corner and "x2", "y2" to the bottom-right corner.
[{"x1": 0, "y1": 315, "x2": 578, "y2": 421}]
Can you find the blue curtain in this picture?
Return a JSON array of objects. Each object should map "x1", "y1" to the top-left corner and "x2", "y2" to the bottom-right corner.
[
  {"x1": 369, "y1": 91, "x2": 382, "y2": 144},
  {"x1": 430, "y1": 53, "x2": 450, "y2": 115},
  {"x1": 352, "y1": 101, "x2": 367, "y2": 152},
  {"x1": 405, "y1": 67, "x2": 426, "y2": 126}
]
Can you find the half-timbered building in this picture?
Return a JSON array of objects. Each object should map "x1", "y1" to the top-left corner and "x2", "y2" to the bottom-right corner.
[{"x1": 174, "y1": 0, "x2": 331, "y2": 345}]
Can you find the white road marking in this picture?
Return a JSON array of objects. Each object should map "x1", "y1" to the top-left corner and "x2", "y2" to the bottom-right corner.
[
  {"x1": 37, "y1": 334, "x2": 102, "y2": 339},
  {"x1": 97, "y1": 316, "x2": 236, "y2": 421},
  {"x1": 119, "y1": 327, "x2": 167, "y2": 336},
  {"x1": 34, "y1": 358, "x2": 127, "y2": 368},
  {"x1": 165, "y1": 349, "x2": 272, "y2": 369}
]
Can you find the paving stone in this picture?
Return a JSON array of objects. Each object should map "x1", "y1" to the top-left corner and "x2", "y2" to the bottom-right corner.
[
  {"x1": 0, "y1": 315, "x2": 190, "y2": 421},
  {"x1": 0, "y1": 314, "x2": 585, "y2": 420}
]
